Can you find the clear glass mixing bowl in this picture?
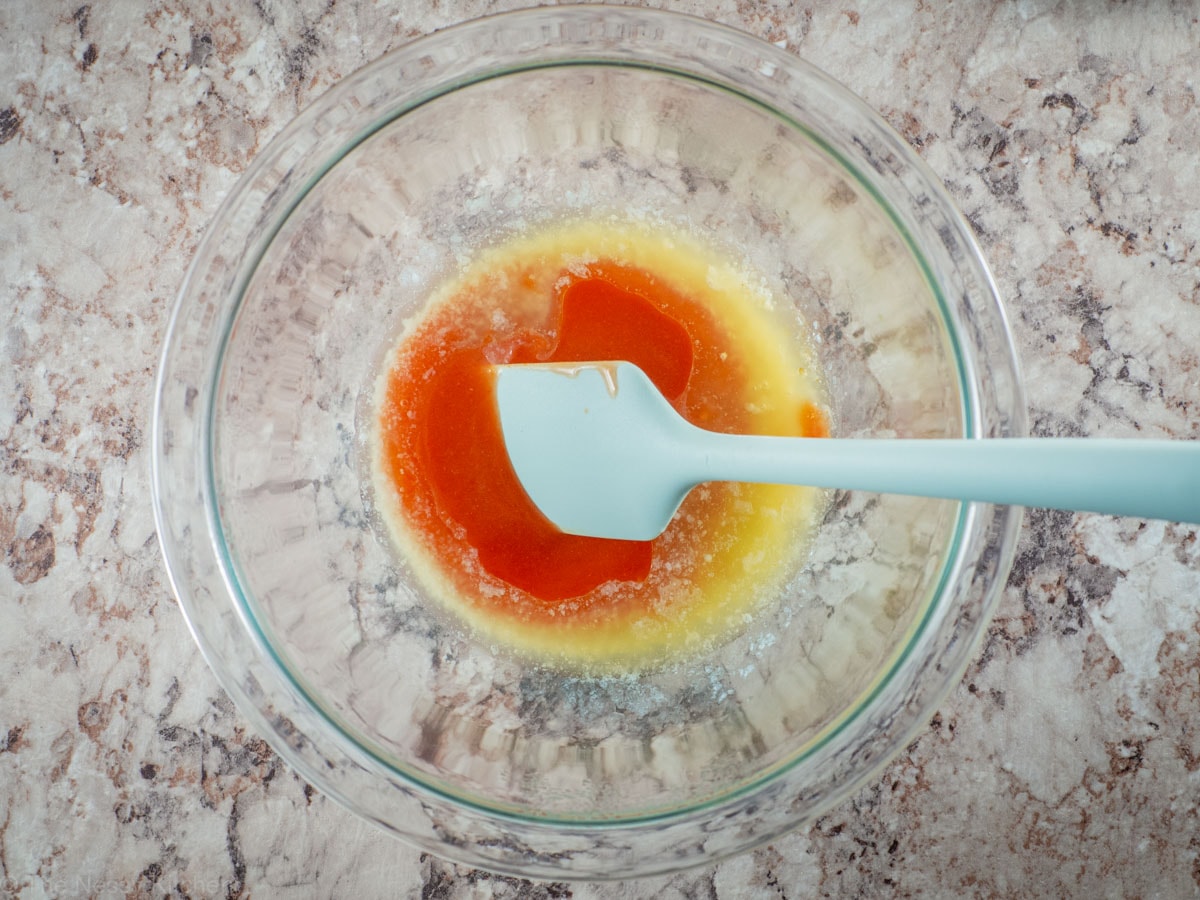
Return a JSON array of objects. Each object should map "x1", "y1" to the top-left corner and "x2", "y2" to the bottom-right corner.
[{"x1": 152, "y1": 6, "x2": 1024, "y2": 879}]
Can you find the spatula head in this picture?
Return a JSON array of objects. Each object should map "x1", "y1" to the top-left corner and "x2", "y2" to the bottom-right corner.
[{"x1": 494, "y1": 362, "x2": 694, "y2": 540}]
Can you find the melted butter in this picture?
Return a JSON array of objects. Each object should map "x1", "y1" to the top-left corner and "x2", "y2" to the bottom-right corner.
[{"x1": 371, "y1": 218, "x2": 828, "y2": 671}]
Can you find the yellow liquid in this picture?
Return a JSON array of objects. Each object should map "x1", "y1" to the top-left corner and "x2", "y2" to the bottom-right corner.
[{"x1": 372, "y1": 218, "x2": 827, "y2": 671}]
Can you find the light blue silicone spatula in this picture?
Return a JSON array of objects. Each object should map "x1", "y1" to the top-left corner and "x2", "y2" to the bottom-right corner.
[{"x1": 494, "y1": 361, "x2": 1200, "y2": 541}]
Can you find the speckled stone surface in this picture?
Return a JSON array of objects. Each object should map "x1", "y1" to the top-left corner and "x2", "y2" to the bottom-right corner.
[{"x1": 3, "y1": 1, "x2": 1200, "y2": 896}]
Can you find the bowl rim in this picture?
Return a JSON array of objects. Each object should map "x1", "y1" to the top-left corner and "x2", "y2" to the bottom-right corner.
[{"x1": 152, "y1": 3, "x2": 1026, "y2": 878}]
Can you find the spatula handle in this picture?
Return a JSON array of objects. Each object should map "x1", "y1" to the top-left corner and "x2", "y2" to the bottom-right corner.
[{"x1": 693, "y1": 433, "x2": 1200, "y2": 525}]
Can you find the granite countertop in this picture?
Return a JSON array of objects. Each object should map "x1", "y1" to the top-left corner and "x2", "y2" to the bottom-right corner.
[{"x1": 4, "y1": 1, "x2": 1200, "y2": 896}]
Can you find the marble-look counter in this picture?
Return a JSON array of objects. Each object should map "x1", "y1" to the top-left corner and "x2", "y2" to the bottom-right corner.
[{"x1": 3, "y1": 1, "x2": 1199, "y2": 895}]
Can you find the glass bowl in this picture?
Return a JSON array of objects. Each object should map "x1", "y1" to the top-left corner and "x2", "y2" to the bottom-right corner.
[{"x1": 152, "y1": 5, "x2": 1024, "y2": 880}]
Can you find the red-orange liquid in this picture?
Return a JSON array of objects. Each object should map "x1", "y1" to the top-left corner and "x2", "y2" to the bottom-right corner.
[{"x1": 406, "y1": 275, "x2": 692, "y2": 601}]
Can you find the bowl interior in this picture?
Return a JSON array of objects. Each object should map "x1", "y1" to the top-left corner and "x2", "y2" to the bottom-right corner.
[{"x1": 209, "y1": 62, "x2": 967, "y2": 819}]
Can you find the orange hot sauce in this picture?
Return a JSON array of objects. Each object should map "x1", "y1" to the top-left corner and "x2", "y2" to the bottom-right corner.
[{"x1": 403, "y1": 276, "x2": 694, "y2": 601}]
